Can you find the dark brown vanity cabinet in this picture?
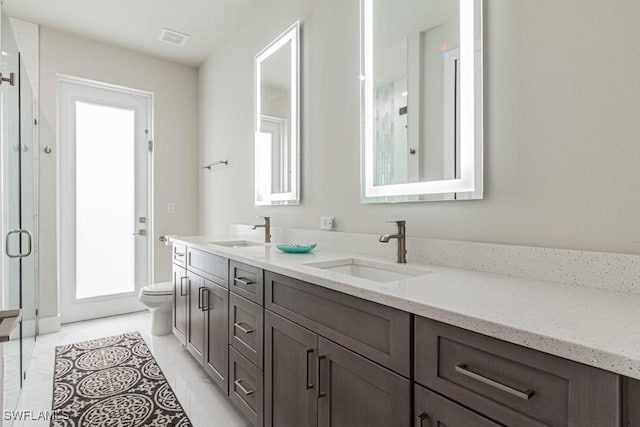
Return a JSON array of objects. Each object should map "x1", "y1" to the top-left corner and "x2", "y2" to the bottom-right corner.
[
  {"x1": 204, "y1": 280, "x2": 229, "y2": 393},
  {"x1": 177, "y1": 248, "x2": 231, "y2": 393},
  {"x1": 264, "y1": 274, "x2": 411, "y2": 427},
  {"x1": 415, "y1": 317, "x2": 622, "y2": 427},
  {"x1": 172, "y1": 264, "x2": 187, "y2": 345},
  {"x1": 186, "y1": 272, "x2": 206, "y2": 361},
  {"x1": 265, "y1": 311, "x2": 318, "y2": 427},
  {"x1": 626, "y1": 378, "x2": 640, "y2": 426}
]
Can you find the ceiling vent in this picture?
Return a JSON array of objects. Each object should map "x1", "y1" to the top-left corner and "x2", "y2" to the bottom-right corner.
[{"x1": 159, "y1": 28, "x2": 190, "y2": 47}]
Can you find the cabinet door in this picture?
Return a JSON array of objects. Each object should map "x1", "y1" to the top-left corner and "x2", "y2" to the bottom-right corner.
[
  {"x1": 317, "y1": 337, "x2": 410, "y2": 427},
  {"x1": 414, "y1": 384, "x2": 502, "y2": 427},
  {"x1": 626, "y1": 378, "x2": 640, "y2": 426},
  {"x1": 186, "y1": 272, "x2": 206, "y2": 363},
  {"x1": 265, "y1": 311, "x2": 318, "y2": 427},
  {"x1": 204, "y1": 280, "x2": 229, "y2": 393},
  {"x1": 172, "y1": 264, "x2": 188, "y2": 345}
]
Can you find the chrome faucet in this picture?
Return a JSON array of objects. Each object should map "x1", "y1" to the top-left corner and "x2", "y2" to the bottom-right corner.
[
  {"x1": 252, "y1": 216, "x2": 271, "y2": 243},
  {"x1": 379, "y1": 220, "x2": 407, "y2": 263}
]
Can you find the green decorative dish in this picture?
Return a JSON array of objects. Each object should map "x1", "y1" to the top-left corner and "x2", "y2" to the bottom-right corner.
[{"x1": 276, "y1": 243, "x2": 318, "y2": 254}]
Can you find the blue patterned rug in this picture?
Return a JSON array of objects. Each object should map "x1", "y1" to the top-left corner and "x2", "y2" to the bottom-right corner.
[{"x1": 51, "y1": 331, "x2": 191, "y2": 426}]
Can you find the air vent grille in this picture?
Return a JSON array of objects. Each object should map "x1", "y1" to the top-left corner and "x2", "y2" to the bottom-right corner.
[{"x1": 159, "y1": 28, "x2": 190, "y2": 47}]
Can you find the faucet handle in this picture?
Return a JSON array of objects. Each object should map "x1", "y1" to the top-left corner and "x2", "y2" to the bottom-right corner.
[
  {"x1": 385, "y1": 220, "x2": 406, "y2": 226},
  {"x1": 256, "y1": 216, "x2": 270, "y2": 220}
]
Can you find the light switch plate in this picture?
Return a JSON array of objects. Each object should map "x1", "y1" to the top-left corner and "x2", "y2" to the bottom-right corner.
[
  {"x1": 168, "y1": 202, "x2": 176, "y2": 214},
  {"x1": 320, "y1": 216, "x2": 336, "y2": 231}
]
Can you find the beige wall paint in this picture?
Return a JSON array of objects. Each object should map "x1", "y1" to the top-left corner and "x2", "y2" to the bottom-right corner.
[
  {"x1": 39, "y1": 27, "x2": 199, "y2": 319},
  {"x1": 199, "y1": 0, "x2": 640, "y2": 256}
]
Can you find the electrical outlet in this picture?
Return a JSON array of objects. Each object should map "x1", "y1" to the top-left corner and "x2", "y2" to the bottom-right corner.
[
  {"x1": 320, "y1": 216, "x2": 336, "y2": 231},
  {"x1": 167, "y1": 202, "x2": 176, "y2": 214}
]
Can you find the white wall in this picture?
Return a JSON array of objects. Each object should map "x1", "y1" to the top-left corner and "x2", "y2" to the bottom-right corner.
[
  {"x1": 199, "y1": 0, "x2": 640, "y2": 256},
  {"x1": 39, "y1": 27, "x2": 200, "y2": 320}
]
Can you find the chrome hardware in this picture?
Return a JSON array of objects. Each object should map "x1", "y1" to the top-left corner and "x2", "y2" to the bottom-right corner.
[
  {"x1": 43, "y1": 146, "x2": 53, "y2": 154},
  {"x1": 139, "y1": 217, "x2": 147, "y2": 224},
  {"x1": 234, "y1": 379, "x2": 255, "y2": 396},
  {"x1": 160, "y1": 235, "x2": 168, "y2": 243},
  {"x1": 251, "y1": 216, "x2": 271, "y2": 243},
  {"x1": 234, "y1": 277, "x2": 255, "y2": 287},
  {"x1": 378, "y1": 220, "x2": 407, "y2": 263},
  {"x1": 202, "y1": 160, "x2": 229, "y2": 170},
  {"x1": 0, "y1": 72, "x2": 15, "y2": 86},
  {"x1": 132, "y1": 229, "x2": 147, "y2": 236},
  {"x1": 455, "y1": 364, "x2": 535, "y2": 401},
  {"x1": 234, "y1": 322, "x2": 254, "y2": 334},
  {"x1": 5, "y1": 229, "x2": 33, "y2": 259}
]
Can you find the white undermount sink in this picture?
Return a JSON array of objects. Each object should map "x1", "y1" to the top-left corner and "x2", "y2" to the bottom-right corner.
[
  {"x1": 306, "y1": 258, "x2": 431, "y2": 283},
  {"x1": 209, "y1": 240, "x2": 266, "y2": 249}
]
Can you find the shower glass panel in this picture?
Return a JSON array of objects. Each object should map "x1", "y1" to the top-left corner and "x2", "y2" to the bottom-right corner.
[{"x1": 1, "y1": 8, "x2": 38, "y2": 419}]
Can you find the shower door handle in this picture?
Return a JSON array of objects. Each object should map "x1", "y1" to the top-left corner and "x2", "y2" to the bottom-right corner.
[{"x1": 5, "y1": 229, "x2": 32, "y2": 259}]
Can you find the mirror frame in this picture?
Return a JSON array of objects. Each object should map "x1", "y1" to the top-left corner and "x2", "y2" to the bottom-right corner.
[
  {"x1": 360, "y1": 0, "x2": 483, "y2": 203},
  {"x1": 255, "y1": 21, "x2": 301, "y2": 206}
]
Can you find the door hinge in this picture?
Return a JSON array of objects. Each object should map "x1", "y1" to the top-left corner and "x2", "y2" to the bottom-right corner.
[{"x1": 148, "y1": 140, "x2": 153, "y2": 152}]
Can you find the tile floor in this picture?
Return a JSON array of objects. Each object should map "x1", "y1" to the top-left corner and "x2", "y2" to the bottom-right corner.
[{"x1": 10, "y1": 312, "x2": 249, "y2": 427}]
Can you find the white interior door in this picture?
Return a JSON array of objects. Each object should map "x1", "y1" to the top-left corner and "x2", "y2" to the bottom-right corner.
[{"x1": 58, "y1": 76, "x2": 153, "y2": 323}]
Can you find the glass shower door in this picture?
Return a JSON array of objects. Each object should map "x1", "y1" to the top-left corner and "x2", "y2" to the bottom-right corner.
[{"x1": 1, "y1": 9, "x2": 38, "y2": 418}]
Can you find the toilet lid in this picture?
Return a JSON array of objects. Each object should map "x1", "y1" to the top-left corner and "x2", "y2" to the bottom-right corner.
[{"x1": 141, "y1": 281, "x2": 173, "y2": 296}]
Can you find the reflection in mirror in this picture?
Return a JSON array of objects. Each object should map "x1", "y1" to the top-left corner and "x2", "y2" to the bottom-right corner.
[
  {"x1": 255, "y1": 22, "x2": 300, "y2": 205},
  {"x1": 361, "y1": 0, "x2": 483, "y2": 203}
]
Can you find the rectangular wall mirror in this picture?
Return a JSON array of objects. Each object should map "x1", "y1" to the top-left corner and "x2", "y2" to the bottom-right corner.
[
  {"x1": 361, "y1": 0, "x2": 483, "y2": 203},
  {"x1": 255, "y1": 21, "x2": 300, "y2": 205}
]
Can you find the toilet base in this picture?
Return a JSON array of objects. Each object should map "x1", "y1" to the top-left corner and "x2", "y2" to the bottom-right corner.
[{"x1": 149, "y1": 308, "x2": 172, "y2": 336}]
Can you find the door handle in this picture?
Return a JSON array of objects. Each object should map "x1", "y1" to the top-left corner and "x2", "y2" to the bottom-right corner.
[
  {"x1": 132, "y1": 229, "x2": 147, "y2": 236},
  {"x1": 179, "y1": 277, "x2": 188, "y2": 296},
  {"x1": 201, "y1": 289, "x2": 209, "y2": 312},
  {"x1": 317, "y1": 355, "x2": 327, "y2": 398},
  {"x1": 417, "y1": 413, "x2": 429, "y2": 427},
  {"x1": 197, "y1": 287, "x2": 205, "y2": 309},
  {"x1": 305, "y1": 349, "x2": 314, "y2": 390},
  {"x1": 5, "y1": 229, "x2": 32, "y2": 258}
]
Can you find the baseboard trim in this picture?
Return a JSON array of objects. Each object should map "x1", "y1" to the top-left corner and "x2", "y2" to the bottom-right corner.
[{"x1": 38, "y1": 314, "x2": 61, "y2": 334}]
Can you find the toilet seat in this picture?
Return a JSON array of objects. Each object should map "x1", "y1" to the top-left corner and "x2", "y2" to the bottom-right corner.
[{"x1": 140, "y1": 281, "x2": 172, "y2": 296}]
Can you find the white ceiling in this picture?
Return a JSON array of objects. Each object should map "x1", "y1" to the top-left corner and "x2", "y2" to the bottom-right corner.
[{"x1": 3, "y1": 0, "x2": 260, "y2": 67}]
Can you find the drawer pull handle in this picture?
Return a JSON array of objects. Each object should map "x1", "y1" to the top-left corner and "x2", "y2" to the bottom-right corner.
[
  {"x1": 455, "y1": 364, "x2": 535, "y2": 401},
  {"x1": 234, "y1": 379, "x2": 255, "y2": 396},
  {"x1": 234, "y1": 322, "x2": 254, "y2": 334},
  {"x1": 417, "y1": 413, "x2": 429, "y2": 427},
  {"x1": 174, "y1": 252, "x2": 185, "y2": 258},
  {"x1": 234, "y1": 277, "x2": 255, "y2": 286}
]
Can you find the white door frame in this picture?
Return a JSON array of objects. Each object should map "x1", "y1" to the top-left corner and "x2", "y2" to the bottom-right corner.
[{"x1": 57, "y1": 75, "x2": 154, "y2": 323}]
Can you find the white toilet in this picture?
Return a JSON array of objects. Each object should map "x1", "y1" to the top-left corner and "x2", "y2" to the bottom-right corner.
[{"x1": 138, "y1": 282, "x2": 173, "y2": 336}]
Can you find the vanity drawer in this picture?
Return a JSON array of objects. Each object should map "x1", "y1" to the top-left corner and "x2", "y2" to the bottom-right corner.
[
  {"x1": 229, "y1": 346, "x2": 264, "y2": 427},
  {"x1": 172, "y1": 244, "x2": 186, "y2": 268},
  {"x1": 229, "y1": 293, "x2": 264, "y2": 369},
  {"x1": 186, "y1": 247, "x2": 228, "y2": 285},
  {"x1": 230, "y1": 260, "x2": 264, "y2": 305},
  {"x1": 414, "y1": 384, "x2": 503, "y2": 427},
  {"x1": 415, "y1": 317, "x2": 621, "y2": 427},
  {"x1": 265, "y1": 271, "x2": 410, "y2": 377}
]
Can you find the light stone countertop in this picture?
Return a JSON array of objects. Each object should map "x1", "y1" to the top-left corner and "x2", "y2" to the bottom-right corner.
[{"x1": 172, "y1": 236, "x2": 640, "y2": 380}]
